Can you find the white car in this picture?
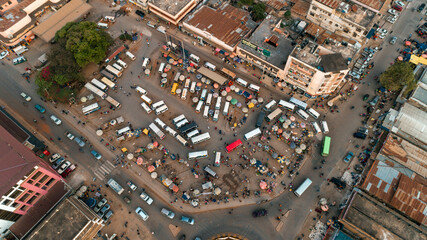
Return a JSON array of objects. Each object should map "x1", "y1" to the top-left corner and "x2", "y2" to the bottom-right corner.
[
  {"x1": 50, "y1": 115, "x2": 62, "y2": 125},
  {"x1": 161, "y1": 208, "x2": 175, "y2": 219},
  {"x1": 0, "y1": 50, "x2": 9, "y2": 60},
  {"x1": 135, "y1": 207, "x2": 149, "y2": 221},
  {"x1": 49, "y1": 153, "x2": 61, "y2": 163},
  {"x1": 20, "y1": 92, "x2": 31, "y2": 102},
  {"x1": 387, "y1": 16, "x2": 397, "y2": 23},
  {"x1": 395, "y1": 1, "x2": 404, "y2": 7},
  {"x1": 140, "y1": 192, "x2": 154, "y2": 205},
  {"x1": 65, "y1": 132, "x2": 75, "y2": 140},
  {"x1": 387, "y1": 9, "x2": 397, "y2": 15},
  {"x1": 57, "y1": 161, "x2": 71, "y2": 174}
]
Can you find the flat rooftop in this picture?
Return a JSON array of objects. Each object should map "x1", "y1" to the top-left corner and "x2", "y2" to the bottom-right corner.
[
  {"x1": 148, "y1": 0, "x2": 192, "y2": 16},
  {"x1": 341, "y1": 191, "x2": 427, "y2": 240},
  {"x1": 392, "y1": 102, "x2": 427, "y2": 149},
  {"x1": 238, "y1": 15, "x2": 293, "y2": 69},
  {"x1": 315, "y1": 0, "x2": 376, "y2": 27},
  {"x1": 410, "y1": 84, "x2": 427, "y2": 107},
  {"x1": 350, "y1": 0, "x2": 387, "y2": 11}
]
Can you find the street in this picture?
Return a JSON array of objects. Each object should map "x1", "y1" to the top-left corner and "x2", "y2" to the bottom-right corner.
[{"x1": 0, "y1": 0, "x2": 425, "y2": 239}]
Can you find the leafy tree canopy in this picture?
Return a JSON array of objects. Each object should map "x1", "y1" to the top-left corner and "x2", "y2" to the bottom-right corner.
[
  {"x1": 251, "y1": 3, "x2": 266, "y2": 21},
  {"x1": 380, "y1": 62, "x2": 415, "y2": 92}
]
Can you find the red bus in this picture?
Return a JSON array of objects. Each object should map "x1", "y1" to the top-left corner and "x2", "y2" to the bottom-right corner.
[{"x1": 226, "y1": 139, "x2": 242, "y2": 153}]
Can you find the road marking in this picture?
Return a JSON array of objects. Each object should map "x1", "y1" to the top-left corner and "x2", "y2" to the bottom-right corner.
[
  {"x1": 94, "y1": 171, "x2": 105, "y2": 180},
  {"x1": 105, "y1": 160, "x2": 115, "y2": 168}
]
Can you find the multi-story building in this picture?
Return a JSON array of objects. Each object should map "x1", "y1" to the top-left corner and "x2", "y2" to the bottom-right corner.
[
  {"x1": 137, "y1": 0, "x2": 199, "y2": 25},
  {"x1": 280, "y1": 40, "x2": 350, "y2": 97},
  {"x1": 0, "y1": 125, "x2": 68, "y2": 238},
  {"x1": 306, "y1": 0, "x2": 378, "y2": 44}
]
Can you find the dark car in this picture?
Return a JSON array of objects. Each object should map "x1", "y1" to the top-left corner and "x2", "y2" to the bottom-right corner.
[
  {"x1": 170, "y1": 154, "x2": 177, "y2": 160},
  {"x1": 35, "y1": 104, "x2": 46, "y2": 113},
  {"x1": 330, "y1": 177, "x2": 346, "y2": 189},
  {"x1": 136, "y1": 10, "x2": 145, "y2": 18},
  {"x1": 363, "y1": 94, "x2": 369, "y2": 101},
  {"x1": 252, "y1": 209, "x2": 268, "y2": 217},
  {"x1": 418, "y1": 3, "x2": 425, "y2": 12},
  {"x1": 353, "y1": 132, "x2": 367, "y2": 139}
]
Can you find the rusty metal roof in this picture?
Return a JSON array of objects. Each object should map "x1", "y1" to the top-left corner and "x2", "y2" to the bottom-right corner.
[
  {"x1": 316, "y1": 0, "x2": 340, "y2": 9},
  {"x1": 185, "y1": 3, "x2": 250, "y2": 47},
  {"x1": 353, "y1": 0, "x2": 386, "y2": 11},
  {"x1": 266, "y1": 0, "x2": 287, "y2": 11}
]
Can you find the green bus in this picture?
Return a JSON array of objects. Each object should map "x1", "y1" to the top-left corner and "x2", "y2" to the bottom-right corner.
[{"x1": 321, "y1": 136, "x2": 331, "y2": 156}]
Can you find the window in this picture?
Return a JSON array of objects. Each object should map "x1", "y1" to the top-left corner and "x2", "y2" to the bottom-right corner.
[
  {"x1": 20, "y1": 205, "x2": 28, "y2": 211},
  {"x1": 325, "y1": 74, "x2": 331, "y2": 78},
  {"x1": 27, "y1": 196, "x2": 38, "y2": 205},
  {"x1": 356, "y1": 28, "x2": 362, "y2": 32},
  {"x1": 19, "y1": 193, "x2": 30, "y2": 202},
  {"x1": 44, "y1": 178, "x2": 54, "y2": 187},
  {"x1": 310, "y1": 12, "x2": 315, "y2": 17},
  {"x1": 335, "y1": 24, "x2": 339, "y2": 27},
  {"x1": 38, "y1": 175, "x2": 49, "y2": 184},
  {"x1": 353, "y1": 32, "x2": 357, "y2": 37},
  {"x1": 10, "y1": 190, "x2": 22, "y2": 199},
  {"x1": 312, "y1": 6, "x2": 317, "y2": 10},
  {"x1": 7, "y1": 1, "x2": 11, "y2": 4},
  {"x1": 1, "y1": 199, "x2": 11, "y2": 206},
  {"x1": 11, "y1": 202, "x2": 19, "y2": 208},
  {"x1": 31, "y1": 171, "x2": 42, "y2": 180}
]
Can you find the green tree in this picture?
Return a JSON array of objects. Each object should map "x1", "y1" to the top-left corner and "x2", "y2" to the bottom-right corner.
[
  {"x1": 52, "y1": 74, "x2": 70, "y2": 86},
  {"x1": 380, "y1": 62, "x2": 415, "y2": 92},
  {"x1": 35, "y1": 74, "x2": 53, "y2": 99},
  {"x1": 251, "y1": 3, "x2": 266, "y2": 21},
  {"x1": 284, "y1": 10, "x2": 291, "y2": 20},
  {"x1": 55, "y1": 21, "x2": 112, "y2": 67}
]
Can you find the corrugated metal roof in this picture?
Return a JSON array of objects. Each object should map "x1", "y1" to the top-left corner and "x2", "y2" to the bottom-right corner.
[
  {"x1": 393, "y1": 103, "x2": 427, "y2": 146},
  {"x1": 354, "y1": 0, "x2": 386, "y2": 11},
  {"x1": 316, "y1": 0, "x2": 340, "y2": 9}
]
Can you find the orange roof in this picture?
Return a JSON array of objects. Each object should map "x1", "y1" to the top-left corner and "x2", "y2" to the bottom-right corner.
[{"x1": 316, "y1": 0, "x2": 340, "y2": 8}]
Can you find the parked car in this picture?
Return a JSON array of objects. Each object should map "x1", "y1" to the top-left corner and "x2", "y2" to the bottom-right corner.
[
  {"x1": 395, "y1": 1, "x2": 404, "y2": 7},
  {"x1": 91, "y1": 150, "x2": 102, "y2": 160},
  {"x1": 180, "y1": 216, "x2": 194, "y2": 225},
  {"x1": 343, "y1": 152, "x2": 354, "y2": 163},
  {"x1": 127, "y1": 181, "x2": 137, "y2": 191},
  {"x1": 49, "y1": 153, "x2": 61, "y2": 163},
  {"x1": 52, "y1": 157, "x2": 65, "y2": 169},
  {"x1": 102, "y1": 210, "x2": 113, "y2": 222},
  {"x1": 393, "y1": 5, "x2": 402, "y2": 11},
  {"x1": 330, "y1": 177, "x2": 346, "y2": 189},
  {"x1": 0, "y1": 50, "x2": 9, "y2": 59},
  {"x1": 390, "y1": 36, "x2": 397, "y2": 44},
  {"x1": 135, "y1": 207, "x2": 149, "y2": 221},
  {"x1": 94, "y1": 199, "x2": 107, "y2": 213},
  {"x1": 98, "y1": 204, "x2": 110, "y2": 217},
  {"x1": 20, "y1": 92, "x2": 31, "y2": 102},
  {"x1": 369, "y1": 95, "x2": 380, "y2": 106},
  {"x1": 135, "y1": 10, "x2": 145, "y2": 18},
  {"x1": 57, "y1": 160, "x2": 71, "y2": 174},
  {"x1": 418, "y1": 3, "x2": 425, "y2": 12},
  {"x1": 161, "y1": 208, "x2": 175, "y2": 219},
  {"x1": 74, "y1": 137, "x2": 85, "y2": 147},
  {"x1": 363, "y1": 94, "x2": 370, "y2": 101},
  {"x1": 123, "y1": 196, "x2": 131, "y2": 204},
  {"x1": 35, "y1": 104, "x2": 46, "y2": 113},
  {"x1": 387, "y1": 9, "x2": 397, "y2": 15},
  {"x1": 170, "y1": 154, "x2": 177, "y2": 160},
  {"x1": 60, "y1": 164, "x2": 76, "y2": 178},
  {"x1": 252, "y1": 209, "x2": 268, "y2": 217},
  {"x1": 65, "y1": 131, "x2": 75, "y2": 140},
  {"x1": 50, "y1": 115, "x2": 62, "y2": 125},
  {"x1": 140, "y1": 191, "x2": 154, "y2": 205}
]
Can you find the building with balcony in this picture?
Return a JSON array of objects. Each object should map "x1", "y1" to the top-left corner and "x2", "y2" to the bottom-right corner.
[{"x1": 0, "y1": 124, "x2": 68, "y2": 238}]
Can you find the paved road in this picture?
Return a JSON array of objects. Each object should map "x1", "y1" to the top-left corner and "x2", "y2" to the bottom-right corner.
[{"x1": 1, "y1": 1, "x2": 425, "y2": 239}]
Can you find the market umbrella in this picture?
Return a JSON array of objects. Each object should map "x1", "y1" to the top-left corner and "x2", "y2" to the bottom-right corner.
[
  {"x1": 397, "y1": 56, "x2": 403, "y2": 61},
  {"x1": 178, "y1": 59, "x2": 183, "y2": 63},
  {"x1": 201, "y1": 77, "x2": 206, "y2": 83},
  {"x1": 231, "y1": 98, "x2": 238, "y2": 105},
  {"x1": 259, "y1": 181, "x2": 268, "y2": 189},
  {"x1": 81, "y1": 97, "x2": 87, "y2": 103},
  {"x1": 290, "y1": 116, "x2": 296, "y2": 121},
  {"x1": 137, "y1": 157, "x2": 143, "y2": 165},
  {"x1": 226, "y1": 96, "x2": 232, "y2": 101},
  {"x1": 226, "y1": 87, "x2": 231, "y2": 92},
  {"x1": 193, "y1": 189, "x2": 200, "y2": 196},
  {"x1": 290, "y1": 142, "x2": 296, "y2": 149},
  {"x1": 96, "y1": 130, "x2": 103, "y2": 136},
  {"x1": 147, "y1": 143, "x2": 154, "y2": 149},
  {"x1": 295, "y1": 148, "x2": 302, "y2": 153},
  {"x1": 179, "y1": 75, "x2": 185, "y2": 81},
  {"x1": 236, "y1": 102, "x2": 242, "y2": 108},
  {"x1": 234, "y1": 87, "x2": 240, "y2": 93},
  {"x1": 230, "y1": 85, "x2": 235, "y2": 91},
  {"x1": 213, "y1": 93, "x2": 219, "y2": 98},
  {"x1": 320, "y1": 198, "x2": 328, "y2": 205},
  {"x1": 161, "y1": 73, "x2": 167, "y2": 78},
  {"x1": 405, "y1": 41, "x2": 411, "y2": 46},
  {"x1": 250, "y1": 158, "x2": 257, "y2": 165},
  {"x1": 277, "y1": 129, "x2": 283, "y2": 134},
  {"x1": 300, "y1": 144, "x2": 306, "y2": 150},
  {"x1": 196, "y1": 74, "x2": 202, "y2": 79},
  {"x1": 197, "y1": 82, "x2": 202, "y2": 87},
  {"x1": 242, "y1": 107, "x2": 248, "y2": 113},
  {"x1": 161, "y1": 78, "x2": 167, "y2": 84},
  {"x1": 206, "y1": 79, "x2": 211, "y2": 84},
  {"x1": 272, "y1": 152, "x2": 278, "y2": 159},
  {"x1": 214, "y1": 83, "x2": 219, "y2": 89},
  {"x1": 193, "y1": 97, "x2": 199, "y2": 103},
  {"x1": 248, "y1": 102, "x2": 254, "y2": 108},
  {"x1": 277, "y1": 156, "x2": 285, "y2": 164},
  {"x1": 277, "y1": 82, "x2": 282, "y2": 87},
  {"x1": 258, "y1": 97, "x2": 264, "y2": 103},
  {"x1": 127, "y1": 153, "x2": 134, "y2": 160},
  {"x1": 148, "y1": 165, "x2": 155, "y2": 172},
  {"x1": 145, "y1": 69, "x2": 150, "y2": 75},
  {"x1": 272, "y1": 125, "x2": 279, "y2": 131},
  {"x1": 176, "y1": 88, "x2": 182, "y2": 95},
  {"x1": 153, "y1": 141, "x2": 159, "y2": 148},
  {"x1": 214, "y1": 188, "x2": 221, "y2": 195},
  {"x1": 151, "y1": 172, "x2": 157, "y2": 179},
  {"x1": 300, "y1": 122, "x2": 306, "y2": 128},
  {"x1": 260, "y1": 166, "x2": 268, "y2": 173},
  {"x1": 221, "y1": 91, "x2": 227, "y2": 96}
]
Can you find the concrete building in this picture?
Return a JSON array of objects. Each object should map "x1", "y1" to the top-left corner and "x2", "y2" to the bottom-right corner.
[
  {"x1": 338, "y1": 190, "x2": 426, "y2": 239},
  {"x1": 280, "y1": 40, "x2": 351, "y2": 97},
  {"x1": 182, "y1": 3, "x2": 254, "y2": 53},
  {"x1": 306, "y1": 0, "x2": 378, "y2": 44},
  {"x1": 145, "y1": 0, "x2": 199, "y2": 25},
  {"x1": 0, "y1": 124, "x2": 68, "y2": 238}
]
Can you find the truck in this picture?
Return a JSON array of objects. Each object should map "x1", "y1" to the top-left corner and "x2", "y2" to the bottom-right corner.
[
  {"x1": 107, "y1": 178, "x2": 124, "y2": 195},
  {"x1": 13, "y1": 45, "x2": 29, "y2": 55}
]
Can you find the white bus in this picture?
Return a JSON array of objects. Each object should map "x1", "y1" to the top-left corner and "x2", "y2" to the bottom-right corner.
[
  {"x1": 117, "y1": 59, "x2": 128, "y2": 68},
  {"x1": 200, "y1": 89, "x2": 207, "y2": 100},
  {"x1": 105, "y1": 96, "x2": 121, "y2": 109},
  {"x1": 172, "y1": 114, "x2": 186, "y2": 125},
  {"x1": 248, "y1": 84, "x2": 260, "y2": 92},
  {"x1": 175, "y1": 119, "x2": 189, "y2": 128},
  {"x1": 126, "y1": 51, "x2": 136, "y2": 60},
  {"x1": 117, "y1": 126, "x2": 131, "y2": 136},
  {"x1": 158, "y1": 63, "x2": 165, "y2": 73},
  {"x1": 175, "y1": 135, "x2": 188, "y2": 146},
  {"x1": 236, "y1": 78, "x2": 248, "y2": 87},
  {"x1": 191, "y1": 132, "x2": 211, "y2": 144},
  {"x1": 100, "y1": 77, "x2": 116, "y2": 89},
  {"x1": 142, "y1": 58, "x2": 150, "y2": 68},
  {"x1": 173, "y1": 72, "x2": 181, "y2": 82},
  {"x1": 189, "y1": 54, "x2": 200, "y2": 63},
  {"x1": 278, "y1": 100, "x2": 295, "y2": 111},
  {"x1": 85, "y1": 82, "x2": 107, "y2": 99},
  {"x1": 289, "y1": 97, "x2": 308, "y2": 110},
  {"x1": 263, "y1": 100, "x2": 276, "y2": 111},
  {"x1": 203, "y1": 105, "x2": 209, "y2": 119},
  {"x1": 135, "y1": 86, "x2": 147, "y2": 95},
  {"x1": 213, "y1": 110, "x2": 220, "y2": 122},
  {"x1": 154, "y1": 118, "x2": 167, "y2": 129},
  {"x1": 181, "y1": 88, "x2": 188, "y2": 100},
  {"x1": 91, "y1": 78, "x2": 108, "y2": 92},
  {"x1": 184, "y1": 79, "x2": 191, "y2": 88},
  {"x1": 151, "y1": 101, "x2": 165, "y2": 110},
  {"x1": 297, "y1": 109, "x2": 309, "y2": 120},
  {"x1": 266, "y1": 108, "x2": 282, "y2": 122},
  {"x1": 214, "y1": 152, "x2": 221, "y2": 166},
  {"x1": 307, "y1": 108, "x2": 320, "y2": 119},
  {"x1": 112, "y1": 63, "x2": 123, "y2": 72},
  {"x1": 190, "y1": 82, "x2": 196, "y2": 93},
  {"x1": 188, "y1": 150, "x2": 208, "y2": 160},
  {"x1": 165, "y1": 126, "x2": 177, "y2": 137},
  {"x1": 243, "y1": 128, "x2": 262, "y2": 141},
  {"x1": 141, "y1": 102, "x2": 152, "y2": 114},
  {"x1": 105, "y1": 65, "x2": 122, "y2": 77},
  {"x1": 294, "y1": 178, "x2": 312, "y2": 197},
  {"x1": 206, "y1": 93, "x2": 213, "y2": 105},
  {"x1": 82, "y1": 103, "x2": 100, "y2": 115},
  {"x1": 155, "y1": 105, "x2": 168, "y2": 115},
  {"x1": 311, "y1": 121, "x2": 322, "y2": 134},
  {"x1": 215, "y1": 97, "x2": 222, "y2": 110},
  {"x1": 196, "y1": 100, "x2": 204, "y2": 113},
  {"x1": 97, "y1": 22, "x2": 108, "y2": 29},
  {"x1": 186, "y1": 129, "x2": 199, "y2": 139},
  {"x1": 149, "y1": 123, "x2": 165, "y2": 139},
  {"x1": 204, "y1": 62, "x2": 216, "y2": 71},
  {"x1": 223, "y1": 101, "x2": 230, "y2": 116},
  {"x1": 321, "y1": 121, "x2": 329, "y2": 134},
  {"x1": 141, "y1": 95, "x2": 152, "y2": 105}
]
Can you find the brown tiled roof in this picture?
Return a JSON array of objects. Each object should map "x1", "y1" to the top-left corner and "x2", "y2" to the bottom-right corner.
[
  {"x1": 186, "y1": 4, "x2": 250, "y2": 47},
  {"x1": 291, "y1": 0, "x2": 310, "y2": 18},
  {"x1": 304, "y1": 22, "x2": 356, "y2": 45},
  {"x1": 353, "y1": 0, "x2": 386, "y2": 11},
  {"x1": 316, "y1": 0, "x2": 340, "y2": 9},
  {"x1": 266, "y1": 0, "x2": 287, "y2": 11}
]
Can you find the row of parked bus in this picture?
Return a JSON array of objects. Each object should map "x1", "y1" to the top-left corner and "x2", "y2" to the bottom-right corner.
[{"x1": 84, "y1": 82, "x2": 121, "y2": 110}]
